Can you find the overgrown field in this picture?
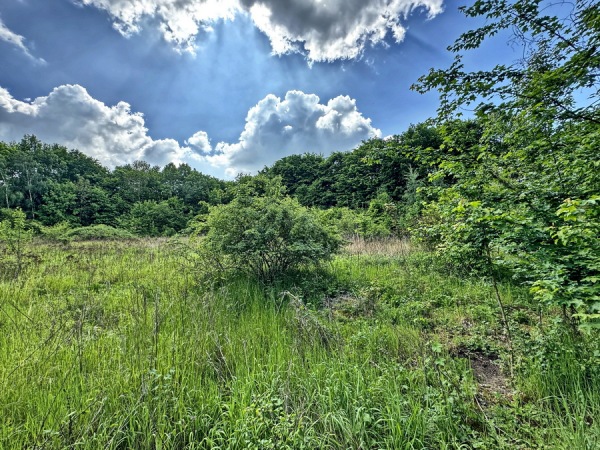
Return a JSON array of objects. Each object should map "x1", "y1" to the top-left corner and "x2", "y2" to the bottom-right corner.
[{"x1": 0, "y1": 239, "x2": 598, "y2": 449}]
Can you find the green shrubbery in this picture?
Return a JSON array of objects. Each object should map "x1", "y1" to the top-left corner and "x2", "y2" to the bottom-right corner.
[
  {"x1": 65, "y1": 224, "x2": 137, "y2": 241},
  {"x1": 197, "y1": 181, "x2": 341, "y2": 283},
  {"x1": 0, "y1": 208, "x2": 32, "y2": 277},
  {"x1": 315, "y1": 207, "x2": 390, "y2": 239},
  {"x1": 125, "y1": 197, "x2": 189, "y2": 236},
  {"x1": 38, "y1": 222, "x2": 137, "y2": 242}
]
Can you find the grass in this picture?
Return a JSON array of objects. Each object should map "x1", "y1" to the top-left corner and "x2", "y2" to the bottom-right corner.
[{"x1": 0, "y1": 238, "x2": 598, "y2": 449}]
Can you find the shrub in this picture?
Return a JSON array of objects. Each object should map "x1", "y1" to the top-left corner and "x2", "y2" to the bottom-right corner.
[
  {"x1": 40, "y1": 222, "x2": 73, "y2": 245},
  {"x1": 316, "y1": 207, "x2": 391, "y2": 240},
  {"x1": 125, "y1": 197, "x2": 189, "y2": 236},
  {"x1": 0, "y1": 208, "x2": 33, "y2": 277},
  {"x1": 201, "y1": 194, "x2": 341, "y2": 282},
  {"x1": 66, "y1": 225, "x2": 137, "y2": 241}
]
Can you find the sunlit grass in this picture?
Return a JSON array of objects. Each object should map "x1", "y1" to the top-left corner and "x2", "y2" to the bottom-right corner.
[
  {"x1": 342, "y1": 235, "x2": 414, "y2": 258},
  {"x1": 0, "y1": 239, "x2": 597, "y2": 448}
]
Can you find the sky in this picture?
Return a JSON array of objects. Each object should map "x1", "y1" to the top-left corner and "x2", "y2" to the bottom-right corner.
[{"x1": 0, "y1": 0, "x2": 518, "y2": 179}]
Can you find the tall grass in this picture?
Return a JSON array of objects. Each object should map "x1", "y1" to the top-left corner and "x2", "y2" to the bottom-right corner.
[{"x1": 0, "y1": 239, "x2": 597, "y2": 448}]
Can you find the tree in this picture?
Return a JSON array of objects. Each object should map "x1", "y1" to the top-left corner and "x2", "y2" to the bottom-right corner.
[
  {"x1": 72, "y1": 178, "x2": 117, "y2": 226},
  {"x1": 413, "y1": 0, "x2": 600, "y2": 327},
  {"x1": 414, "y1": 0, "x2": 599, "y2": 124},
  {"x1": 107, "y1": 161, "x2": 162, "y2": 204},
  {"x1": 0, "y1": 142, "x2": 21, "y2": 209},
  {"x1": 38, "y1": 181, "x2": 78, "y2": 225},
  {"x1": 12, "y1": 136, "x2": 47, "y2": 219},
  {"x1": 261, "y1": 153, "x2": 326, "y2": 206},
  {"x1": 160, "y1": 163, "x2": 224, "y2": 210}
]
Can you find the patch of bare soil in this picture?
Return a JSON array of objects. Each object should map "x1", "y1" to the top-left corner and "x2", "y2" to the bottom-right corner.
[
  {"x1": 455, "y1": 347, "x2": 513, "y2": 405},
  {"x1": 471, "y1": 354, "x2": 511, "y2": 398}
]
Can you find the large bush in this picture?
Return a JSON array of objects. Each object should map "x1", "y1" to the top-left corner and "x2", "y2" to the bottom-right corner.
[
  {"x1": 125, "y1": 197, "x2": 189, "y2": 236},
  {"x1": 66, "y1": 225, "x2": 136, "y2": 241},
  {"x1": 200, "y1": 193, "x2": 341, "y2": 282}
]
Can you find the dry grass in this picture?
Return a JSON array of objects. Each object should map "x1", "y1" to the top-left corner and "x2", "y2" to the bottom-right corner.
[{"x1": 342, "y1": 236, "x2": 414, "y2": 258}]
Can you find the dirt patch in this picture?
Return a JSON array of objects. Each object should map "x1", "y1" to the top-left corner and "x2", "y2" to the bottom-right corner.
[
  {"x1": 471, "y1": 354, "x2": 510, "y2": 396},
  {"x1": 455, "y1": 347, "x2": 512, "y2": 404}
]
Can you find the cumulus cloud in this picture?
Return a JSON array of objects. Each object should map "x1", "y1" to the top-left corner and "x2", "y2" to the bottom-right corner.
[
  {"x1": 186, "y1": 130, "x2": 212, "y2": 154},
  {"x1": 77, "y1": 0, "x2": 240, "y2": 54},
  {"x1": 243, "y1": 0, "x2": 444, "y2": 62},
  {"x1": 76, "y1": 0, "x2": 444, "y2": 61},
  {"x1": 0, "y1": 85, "x2": 378, "y2": 177},
  {"x1": 0, "y1": 84, "x2": 193, "y2": 167},
  {"x1": 206, "y1": 90, "x2": 381, "y2": 176},
  {"x1": 0, "y1": 17, "x2": 45, "y2": 63}
]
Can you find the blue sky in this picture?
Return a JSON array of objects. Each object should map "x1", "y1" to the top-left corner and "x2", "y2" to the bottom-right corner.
[{"x1": 0, "y1": 0, "x2": 517, "y2": 178}]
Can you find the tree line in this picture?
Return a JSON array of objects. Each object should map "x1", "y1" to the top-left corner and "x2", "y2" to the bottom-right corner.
[
  {"x1": 0, "y1": 127, "x2": 443, "y2": 237},
  {"x1": 0, "y1": 136, "x2": 227, "y2": 235}
]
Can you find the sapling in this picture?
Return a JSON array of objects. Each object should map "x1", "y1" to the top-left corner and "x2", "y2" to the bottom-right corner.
[{"x1": 0, "y1": 208, "x2": 33, "y2": 278}]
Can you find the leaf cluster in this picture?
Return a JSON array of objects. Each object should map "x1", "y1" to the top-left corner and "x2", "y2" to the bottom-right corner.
[{"x1": 411, "y1": 1, "x2": 600, "y2": 328}]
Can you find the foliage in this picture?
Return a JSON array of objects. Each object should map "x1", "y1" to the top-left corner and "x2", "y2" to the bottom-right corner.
[
  {"x1": 0, "y1": 130, "x2": 439, "y2": 240},
  {"x1": 39, "y1": 179, "x2": 118, "y2": 227},
  {"x1": 532, "y1": 196, "x2": 600, "y2": 328},
  {"x1": 315, "y1": 206, "x2": 391, "y2": 239},
  {"x1": 0, "y1": 136, "x2": 227, "y2": 230},
  {"x1": 125, "y1": 197, "x2": 189, "y2": 236},
  {"x1": 412, "y1": 0, "x2": 600, "y2": 327},
  {"x1": 260, "y1": 153, "x2": 326, "y2": 205},
  {"x1": 65, "y1": 224, "x2": 137, "y2": 241},
  {"x1": 261, "y1": 135, "x2": 435, "y2": 210},
  {"x1": 40, "y1": 222, "x2": 73, "y2": 245},
  {"x1": 414, "y1": 0, "x2": 599, "y2": 124},
  {"x1": 200, "y1": 186, "x2": 341, "y2": 282},
  {"x1": 0, "y1": 208, "x2": 33, "y2": 277},
  {"x1": 366, "y1": 191, "x2": 401, "y2": 236}
]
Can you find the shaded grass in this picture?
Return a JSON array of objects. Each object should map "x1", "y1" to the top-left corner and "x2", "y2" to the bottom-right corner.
[{"x1": 0, "y1": 239, "x2": 598, "y2": 448}]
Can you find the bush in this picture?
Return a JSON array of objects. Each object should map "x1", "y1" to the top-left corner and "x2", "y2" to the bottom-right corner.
[
  {"x1": 125, "y1": 197, "x2": 189, "y2": 236},
  {"x1": 201, "y1": 194, "x2": 341, "y2": 282},
  {"x1": 40, "y1": 222, "x2": 73, "y2": 245},
  {"x1": 316, "y1": 207, "x2": 391, "y2": 240},
  {"x1": 66, "y1": 225, "x2": 137, "y2": 241}
]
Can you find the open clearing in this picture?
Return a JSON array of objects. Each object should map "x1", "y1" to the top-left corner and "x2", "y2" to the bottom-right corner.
[{"x1": 0, "y1": 238, "x2": 598, "y2": 449}]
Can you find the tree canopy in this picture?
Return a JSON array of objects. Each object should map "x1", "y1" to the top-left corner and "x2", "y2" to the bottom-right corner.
[{"x1": 413, "y1": 0, "x2": 600, "y2": 328}]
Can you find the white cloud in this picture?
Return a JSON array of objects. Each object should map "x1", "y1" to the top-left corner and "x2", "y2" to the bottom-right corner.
[
  {"x1": 205, "y1": 90, "x2": 381, "y2": 176},
  {"x1": 75, "y1": 0, "x2": 444, "y2": 61},
  {"x1": 0, "y1": 84, "x2": 193, "y2": 167},
  {"x1": 186, "y1": 130, "x2": 212, "y2": 153},
  {"x1": 77, "y1": 0, "x2": 240, "y2": 54},
  {"x1": 243, "y1": 0, "x2": 444, "y2": 62},
  {"x1": 0, "y1": 85, "x2": 379, "y2": 178},
  {"x1": 0, "y1": 17, "x2": 46, "y2": 64}
]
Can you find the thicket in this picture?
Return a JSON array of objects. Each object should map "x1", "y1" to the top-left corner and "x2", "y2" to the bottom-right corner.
[{"x1": 412, "y1": 0, "x2": 600, "y2": 329}]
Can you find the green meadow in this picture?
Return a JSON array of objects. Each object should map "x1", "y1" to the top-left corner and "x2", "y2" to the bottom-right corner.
[{"x1": 1, "y1": 238, "x2": 598, "y2": 449}]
